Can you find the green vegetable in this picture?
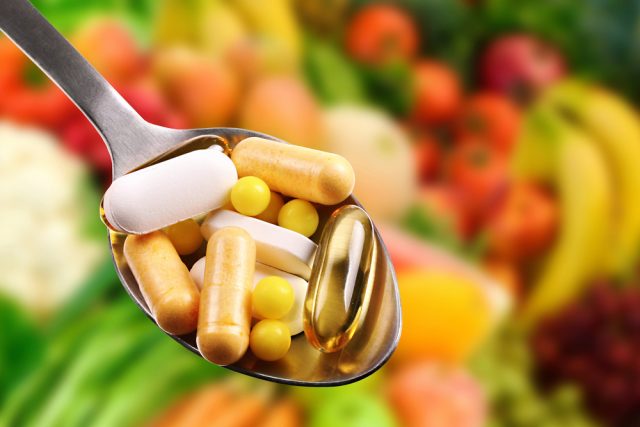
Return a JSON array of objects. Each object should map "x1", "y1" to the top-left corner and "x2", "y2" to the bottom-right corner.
[
  {"x1": 0, "y1": 295, "x2": 45, "y2": 404},
  {"x1": 304, "y1": 37, "x2": 368, "y2": 105},
  {"x1": 401, "y1": 204, "x2": 486, "y2": 260}
]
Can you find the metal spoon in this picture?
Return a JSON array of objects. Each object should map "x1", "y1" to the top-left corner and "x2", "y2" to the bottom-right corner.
[{"x1": 0, "y1": 0, "x2": 401, "y2": 386}]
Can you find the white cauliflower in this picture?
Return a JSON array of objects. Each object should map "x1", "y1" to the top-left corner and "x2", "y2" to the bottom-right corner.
[{"x1": 0, "y1": 122, "x2": 105, "y2": 317}]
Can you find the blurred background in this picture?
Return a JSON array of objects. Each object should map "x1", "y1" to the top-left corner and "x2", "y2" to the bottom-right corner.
[{"x1": 3, "y1": 0, "x2": 640, "y2": 425}]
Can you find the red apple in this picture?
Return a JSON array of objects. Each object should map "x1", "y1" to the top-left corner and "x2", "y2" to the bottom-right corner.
[{"x1": 479, "y1": 34, "x2": 566, "y2": 102}]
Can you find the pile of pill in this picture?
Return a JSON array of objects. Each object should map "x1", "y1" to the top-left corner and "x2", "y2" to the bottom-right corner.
[{"x1": 104, "y1": 136, "x2": 376, "y2": 366}]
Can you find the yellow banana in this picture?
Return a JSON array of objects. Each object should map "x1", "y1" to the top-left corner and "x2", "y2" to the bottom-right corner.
[
  {"x1": 544, "y1": 81, "x2": 640, "y2": 277},
  {"x1": 514, "y1": 108, "x2": 613, "y2": 328},
  {"x1": 229, "y1": 0, "x2": 302, "y2": 67}
]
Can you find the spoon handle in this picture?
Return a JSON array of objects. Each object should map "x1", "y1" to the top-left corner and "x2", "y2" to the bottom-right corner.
[{"x1": 0, "y1": 0, "x2": 171, "y2": 178}]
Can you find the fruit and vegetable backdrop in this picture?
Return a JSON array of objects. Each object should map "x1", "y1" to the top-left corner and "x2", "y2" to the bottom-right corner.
[{"x1": 2, "y1": 0, "x2": 640, "y2": 425}]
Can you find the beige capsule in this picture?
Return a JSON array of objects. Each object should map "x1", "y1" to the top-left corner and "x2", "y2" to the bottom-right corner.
[
  {"x1": 123, "y1": 231, "x2": 200, "y2": 335},
  {"x1": 231, "y1": 137, "x2": 355, "y2": 205},
  {"x1": 197, "y1": 227, "x2": 256, "y2": 365}
]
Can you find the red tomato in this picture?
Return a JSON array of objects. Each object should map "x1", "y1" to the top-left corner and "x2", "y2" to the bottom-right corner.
[
  {"x1": 447, "y1": 139, "x2": 508, "y2": 222},
  {"x1": 345, "y1": 4, "x2": 419, "y2": 65},
  {"x1": 0, "y1": 38, "x2": 75, "y2": 129},
  {"x1": 486, "y1": 182, "x2": 558, "y2": 261},
  {"x1": 411, "y1": 61, "x2": 462, "y2": 124},
  {"x1": 414, "y1": 134, "x2": 441, "y2": 182},
  {"x1": 456, "y1": 92, "x2": 521, "y2": 155}
]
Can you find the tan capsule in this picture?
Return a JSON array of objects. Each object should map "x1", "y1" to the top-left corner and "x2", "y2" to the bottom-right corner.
[
  {"x1": 123, "y1": 231, "x2": 200, "y2": 335},
  {"x1": 197, "y1": 227, "x2": 256, "y2": 365},
  {"x1": 231, "y1": 137, "x2": 355, "y2": 205},
  {"x1": 304, "y1": 205, "x2": 376, "y2": 352}
]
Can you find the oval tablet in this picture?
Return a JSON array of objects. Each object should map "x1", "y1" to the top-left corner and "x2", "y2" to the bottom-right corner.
[
  {"x1": 190, "y1": 258, "x2": 308, "y2": 335},
  {"x1": 201, "y1": 210, "x2": 317, "y2": 280},
  {"x1": 104, "y1": 149, "x2": 237, "y2": 234}
]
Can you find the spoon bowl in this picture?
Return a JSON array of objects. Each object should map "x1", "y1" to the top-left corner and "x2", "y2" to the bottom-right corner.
[{"x1": 0, "y1": 0, "x2": 402, "y2": 386}]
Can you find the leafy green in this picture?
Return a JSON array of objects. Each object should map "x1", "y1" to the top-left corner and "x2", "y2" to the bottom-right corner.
[
  {"x1": 304, "y1": 37, "x2": 369, "y2": 105},
  {"x1": 0, "y1": 295, "x2": 45, "y2": 404}
]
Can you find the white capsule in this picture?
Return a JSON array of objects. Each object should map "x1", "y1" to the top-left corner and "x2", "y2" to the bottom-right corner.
[
  {"x1": 190, "y1": 258, "x2": 307, "y2": 335},
  {"x1": 103, "y1": 149, "x2": 237, "y2": 234},
  {"x1": 201, "y1": 209, "x2": 317, "y2": 279}
]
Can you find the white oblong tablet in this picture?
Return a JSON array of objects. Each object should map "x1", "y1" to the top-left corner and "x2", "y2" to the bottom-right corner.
[
  {"x1": 103, "y1": 149, "x2": 237, "y2": 234},
  {"x1": 201, "y1": 210, "x2": 317, "y2": 280},
  {"x1": 189, "y1": 258, "x2": 307, "y2": 335}
]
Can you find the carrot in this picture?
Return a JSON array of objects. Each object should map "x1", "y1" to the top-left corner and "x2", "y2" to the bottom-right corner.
[
  {"x1": 257, "y1": 398, "x2": 303, "y2": 427},
  {"x1": 209, "y1": 393, "x2": 268, "y2": 427},
  {"x1": 147, "y1": 384, "x2": 233, "y2": 427},
  {"x1": 146, "y1": 395, "x2": 191, "y2": 427}
]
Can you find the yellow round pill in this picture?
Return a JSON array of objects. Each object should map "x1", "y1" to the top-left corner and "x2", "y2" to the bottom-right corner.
[
  {"x1": 231, "y1": 176, "x2": 271, "y2": 216},
  {"x1": 252, "y1": 276, "x2": 295, "y2": 319},
  {"x1": 250, "y1": 320, "x2": 291, "y2": 361},
  {"x1": 164, "y1": 219, "x2": 203, "y2": 255},
  {"x1": 278, "y1": 199, "x2": 319, "y2": 237},
  {"x1": 254, "y1": 191, "x2": 284, "y2": 224}
]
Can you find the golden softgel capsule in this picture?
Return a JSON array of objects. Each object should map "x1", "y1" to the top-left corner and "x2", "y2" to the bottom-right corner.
[
  {"x1": 197, "y1": 227, "x2": 256, "y2": 365},
  {"x1": 123, "y1": 231, "x2": 200, "y2": 335},
  {"x1": 304, "y1": 205, "x2": 377, "y2": 352},
  {"x1": 231, "y1": 137, "x2": 355, "y2": 206}
]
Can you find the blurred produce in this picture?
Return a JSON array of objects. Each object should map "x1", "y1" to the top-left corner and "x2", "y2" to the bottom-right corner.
[
  {"x1": 239, "y1": 76, "x2": 324, "y2": 149},
  {"x1": 72, "y1": 18, "x2": 144, "y2": 86},
  {"x1": 6, "y1": 1, "x2": 640, "y2": 425},
  {"x1": 387, "y1": 362, "x2": 486, "y2": 427},
  {"x1": 148, "y1": 382, "x2": 302, "y2": 427},
  {"x1": 533, "y1": 283, "x2": 640, "y2": 425},
  {"x1": 394, "y1": 269, "x2": 495, "y2": 364},
  {"x1": 543, "y1": 81, "x2": 640, "y2": 277},
  {"x1": 233, "y1": 0, "x2": 303, "y2": 68},
  {"x1": 479, "y1": 34, "x2": 566, "y2": 102},
  {"x1": 471, "y1": 326, "x2": 598, "y2": 427},
  {"x1": 304, "y1": 37, "x2": 367, "y2": 106},
  {"x1": 415, "y1": 185, "x2": 471, "y2": 242},
  {"x1": 152, "y1": 47, "x2": 239, "y2": 127},
  {"x1": 446, "y1": 138, "x2": 508, "y2": 226},
  {"x1": 0, "y1": 295, "x2": 45, "y2": 400},
  {"x1": 154, "y1": 0, "x2": 247, "y2": 59},
  {"x1": 0, "y1": 38, "x2": 74, "y2": 129},
  {"x1": 0, "y1": 122, "x2": 105, "y2": 316},
  {"x1": 344, "y1": 4, "x2": 418, "y2": 66},
  {"x1": 411, "y1": 61, "x2": 462, "y2": 124},
  {"x1": 455, "y1": 92, "x2": 521, "y2": 155},
  {"x1": 0, "y1": 271, "x2": 223, "y2": 427},
  {"x1": 322, "y1": 106, "x2": 416, "y2": 220},
  {"x1": 413, "y1": 133, "x2": 441, "y2": 182},
  {"x1": 291, "y1": 374, "x2": 397, "y2": 427},
  {"x1": 514, "y1": 108, "x2": 613, "y2": 327},
  {"x1": 486, "y1": 182, "x2": 558, "y2": 262}
]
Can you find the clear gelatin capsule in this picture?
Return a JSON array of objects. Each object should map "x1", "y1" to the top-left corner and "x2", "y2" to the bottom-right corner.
[{"x1": 304, "y1": 205, "x2": 377, "y2": 352}]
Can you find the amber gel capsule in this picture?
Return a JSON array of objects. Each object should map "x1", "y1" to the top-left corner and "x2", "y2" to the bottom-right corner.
[
  {"x1": 124, "y1": 231, "x2": 200, "y2": 335},
  {"x1": 197, "y1": 227, "x2": 256, "y2": 365},
  {"x1": 231, "y1": 137, "x2": 355, "y2": 205},
  {"x1": 304, "y1": 205, "x2": 377, "y2": 352}
]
